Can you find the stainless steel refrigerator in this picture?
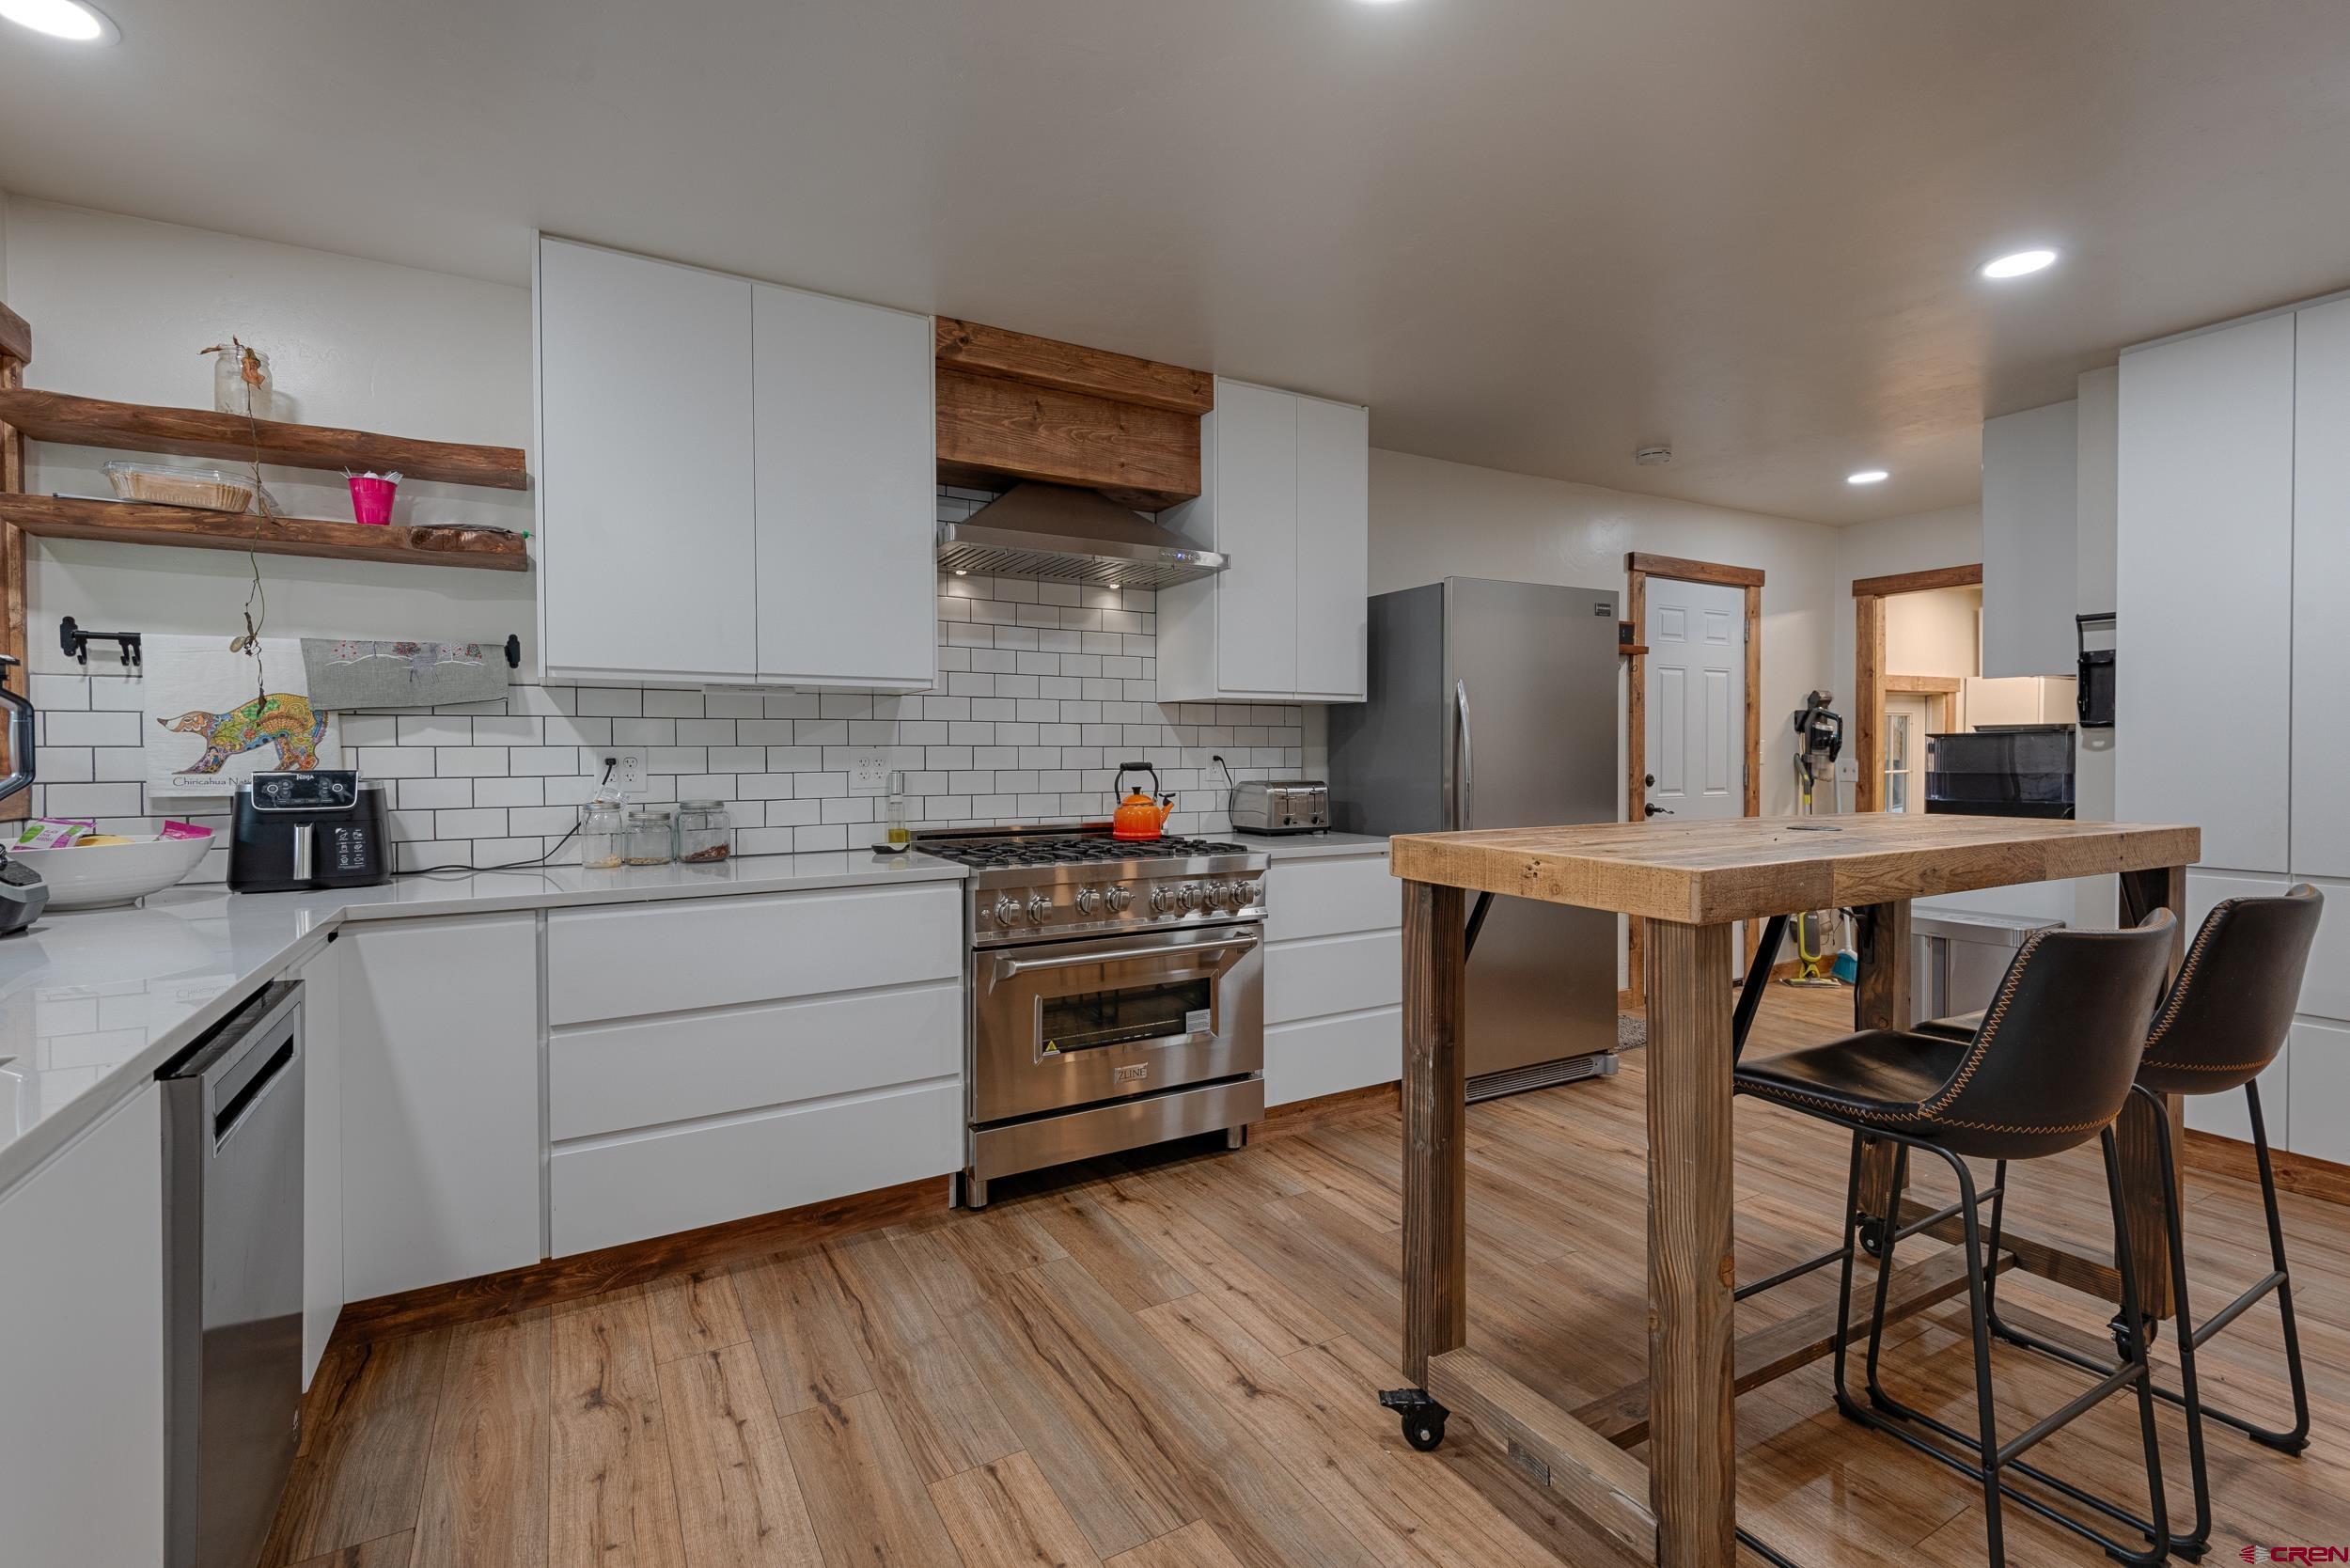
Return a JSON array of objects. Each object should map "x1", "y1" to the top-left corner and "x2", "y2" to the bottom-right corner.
[{"x1": 1328, "y1": 578, "x2": 1620, "y2": 1096}]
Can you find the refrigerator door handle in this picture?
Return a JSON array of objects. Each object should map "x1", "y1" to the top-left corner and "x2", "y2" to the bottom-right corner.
[{"x1": 1453, "y1": 678, "x2": 1474, "y2": 830}]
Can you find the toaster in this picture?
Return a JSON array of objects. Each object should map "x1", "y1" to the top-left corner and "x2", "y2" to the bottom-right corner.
[{"x1": 1230, "y1": 779, "x2": 1329, "y2": 835}]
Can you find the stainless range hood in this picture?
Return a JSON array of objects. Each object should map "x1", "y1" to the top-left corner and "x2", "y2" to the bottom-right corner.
[{"x1": 937, "y1": 482, "x2": 1228, "y2": 589}]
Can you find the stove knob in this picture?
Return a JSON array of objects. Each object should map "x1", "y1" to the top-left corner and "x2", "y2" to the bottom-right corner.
[
  {"x1": 1150, "y1": 886, "x2": 1177, "y2": 915},
  {"x1": 1105, "y1": 885, "x2": 1134, "y2": 913},
  {"x1": 1026, "y1": 892, "x2": 1053, "y2": 925},
  {"x1": 1202, "y1": 881, "x2": 1233, "y2": 908},
  {"x1": 991, "y1": 894, "x2": 1021, "y2": 926},
  {"x1": 1237, "y1": 879, "x2": 1264, "y2": 907},
  {"x1": 1179, "y1": 884, "x2": 1205, "y2": 912},
  {"x1": 1073, "y1": 886, "x2": 1104, "y2": 916}
]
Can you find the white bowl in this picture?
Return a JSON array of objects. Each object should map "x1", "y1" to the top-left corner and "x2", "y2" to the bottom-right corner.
[{"x1": 9, "y1": 835, "x2": 214, "y2": 910}]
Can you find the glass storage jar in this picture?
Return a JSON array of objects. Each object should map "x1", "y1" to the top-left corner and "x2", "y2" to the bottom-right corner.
[
  {"x1": 577, "y1": 800, "x2": 625, "y2": 870},
  {"x1": 623, "y1": 806, "x2": 675, "y2": 866},
  {"x1": 677, "y1": 800, "x2": 733, "y2": 863}
]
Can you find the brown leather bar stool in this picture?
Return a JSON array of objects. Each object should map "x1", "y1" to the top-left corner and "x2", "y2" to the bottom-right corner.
[
  {"x1": 1919, "y1": 884, "x2": 2323, "y2": 1560},
  {"x1": 1733, "y1": 912, "x2": 2179, "y2": 1568}
]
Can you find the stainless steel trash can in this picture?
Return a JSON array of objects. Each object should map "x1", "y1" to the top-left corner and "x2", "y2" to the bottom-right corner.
[{"x1": 1912, "y1": 910, "x2": 2065, "y2": 1020}]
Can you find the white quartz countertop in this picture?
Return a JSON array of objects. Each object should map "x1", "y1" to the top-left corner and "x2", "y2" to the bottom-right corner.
[
  {"x1": 0, "y1": 849, "x2": 965, "y2": 1198},
  {"x1": 1234, "y1": 831, "x2": 1392, "y2": 860}
]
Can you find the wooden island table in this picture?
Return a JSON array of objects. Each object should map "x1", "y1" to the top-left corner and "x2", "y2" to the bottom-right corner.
[{"x1": 1385, "y1": 814, "x2": 2201, "y2": 1568}]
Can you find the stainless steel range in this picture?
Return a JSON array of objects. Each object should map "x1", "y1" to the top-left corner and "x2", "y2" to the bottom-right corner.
[{"x1": 914, "y1": 823, "x2": 1269, "y2": 1207}]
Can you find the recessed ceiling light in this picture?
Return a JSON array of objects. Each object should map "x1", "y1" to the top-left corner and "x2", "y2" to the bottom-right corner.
[
  {"x1": 0, "y1": 0, "x2": 117, "y2": 40},
  {"x1": 1847, "y1": 469, "x2": 1889, "y2": 486},
  {"x1": 1980, "y1": 248, "x2": 2058, "y2": 280}
]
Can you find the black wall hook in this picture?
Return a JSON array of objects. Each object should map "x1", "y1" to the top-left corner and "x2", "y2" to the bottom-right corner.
[
  {"x1": 59, "y1": 617, "x2": 143, "y2": 669},
  {"x1": 504, "y1": 634, "x2": 522, "y2": 669}
]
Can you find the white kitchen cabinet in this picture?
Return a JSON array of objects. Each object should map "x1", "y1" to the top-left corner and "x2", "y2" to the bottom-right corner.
[
  {"x1": 1157, "y1": 378, "x2": 1370, "y2": 703},
  {"x1": 2115, "y1": 313, "x2": 2295, "y2": 874},
  {"x1": 544, "y1": 882, "x2": 960, "y2": 1025},
  {"x1": 341, "y1": 913, "x2": 540, "y2": 1299},
  {"x1": 538, "y1": 236, "x2": 937, "y2": 690},
  {"x1": 538, "y1": 236, "x2": 759, "y2": 684},
  {"x1": 1980, "y1": 400, "x2": 2079, "y2": 678},
  {"x1": 296, "y1": 938, "x2": 344, "y2": 1386},
  {"x1": 1295, "y1": 397, "x2": 1372, "y2": 698},
  {"x1": 1263, "y1": 849, "x2": 1402, "y2": 1105},
  {"x1": 0, "y1": 1087, "x2": 165, "y2": 1568},
  {"x1": 2293, "y1": 299, "x2": 2350, "y2": 880},
  {"x1": 2286, "y1": 1016, "x2": 2350, "y2": 1165},
  {"x1": 753, "y1": 282, "x2": 936, "y2": 689}
]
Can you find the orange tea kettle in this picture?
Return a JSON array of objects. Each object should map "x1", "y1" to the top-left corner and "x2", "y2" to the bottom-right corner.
[{"x1": 1111, "y1": 761, "x2": 1175, "y2": 840}]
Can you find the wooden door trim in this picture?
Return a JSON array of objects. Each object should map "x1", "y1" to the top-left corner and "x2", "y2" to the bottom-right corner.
[
  {"x1": 1624, "y1": 554, "x2": 1765, "y2": 1009},
  {"x1": 1853, "y1": 562, "x2": 1982, "y2": 597},
  {"x1": 1852, "y1": 565, "x2": 1980, "y2": 815}
]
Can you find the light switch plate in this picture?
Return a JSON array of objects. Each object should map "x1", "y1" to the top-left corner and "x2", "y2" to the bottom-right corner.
[
  {"x1": 849, "y1": 749, "x2": 891, "y2": 796},
  {"x1": 1833, "y1": 756, "x2": 1860, "y2": 783}
]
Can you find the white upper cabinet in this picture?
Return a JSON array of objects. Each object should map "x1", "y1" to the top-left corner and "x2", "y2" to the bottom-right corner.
[
  {"x1": 753, "y1": 282, "x2": 936, "y2": 690},
  {"x1": 538, "y1": 238, "x2": 935, "y2": 688},
  {"x1": 1979, "y1": 400, "x2": 2078, "y2": 677},
  {"x1": 1295, "y1": 397, "x2": 1371, "y2": 698},
  {"x1": 2292, "y1": 297, "x2": 2350, "y2": 880},
  {"x1": 1157, "y1": 377, "x2": 1369, "y2": 703},
  {"x1": 539, "y1": 237, "x2": 758, "y2": 683},
  {"x1": 2115, "y1": 313, "x2": 2295, "y2": 873}
]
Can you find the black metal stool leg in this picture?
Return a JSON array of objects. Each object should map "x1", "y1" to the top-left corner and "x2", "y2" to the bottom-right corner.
[
  {"x1": 2100, "y1": 1126, "x2": 2172, "y2": 1562},
  {"x1": 2246, "y1": 1082, "x2": 2314, "y2": 1453},
  {"x1": 2143, "y1": 1088, "x2": 2212, "y2": 1559}
]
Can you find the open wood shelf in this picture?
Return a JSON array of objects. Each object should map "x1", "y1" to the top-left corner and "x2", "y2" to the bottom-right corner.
[
  {"x1": 0, "y1": 387, "x2": 529, "y2": 490},
  {"x1": 0, "y1": 494, "x2": 529, "y2": 572}
]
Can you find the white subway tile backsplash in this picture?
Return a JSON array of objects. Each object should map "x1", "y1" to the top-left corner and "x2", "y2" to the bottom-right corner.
[
  {"x1": 47, "y1": 491, "x2": 1308, "y2": 880},
  {"x1": 43, "y1": 710, "x2": 144, "y2": 747}
]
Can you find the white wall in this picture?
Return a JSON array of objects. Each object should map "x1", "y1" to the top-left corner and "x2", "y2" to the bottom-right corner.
[
  {"x1": 1885, "y1": 585, "x2": 1980, "y2": 678},
  {"x1": 4, "y1": 198, "x2": 536, "y2": 681},
  {"x1": 1369, "y1": 447, "x2": 1838, "y2": 822},
  {"x1": 1828, "y1": 503, "x2": 1983, "y2": 776},
  {"x1": 1981, "y1": 400, "x2": 2080, "y2": 677}
]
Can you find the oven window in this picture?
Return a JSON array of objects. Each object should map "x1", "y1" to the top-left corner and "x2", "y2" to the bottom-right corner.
[{"x1": 1042, "y1": 977, "x2": 1213, "y2": 1055}]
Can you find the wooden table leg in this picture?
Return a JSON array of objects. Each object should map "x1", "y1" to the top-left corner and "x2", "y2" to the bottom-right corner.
[
  {"x1": 1852, "y1": 901, "x2": 1914, "y2": 1241},
  {"x1": 1645, "y1": 918, "x2": 1737, "y2": 1568},
  {"x1": 1402, "y1": 879, "x2": 1467, "y2": 1387},
  {"x1": 2117, "y1": 865, "x2": 2188, "y2": 1321}
]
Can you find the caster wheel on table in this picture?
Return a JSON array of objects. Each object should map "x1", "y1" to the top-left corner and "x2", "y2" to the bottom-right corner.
[{"x1": 1377, "y1": 1388, "x2": 1449, "y2": 1452}]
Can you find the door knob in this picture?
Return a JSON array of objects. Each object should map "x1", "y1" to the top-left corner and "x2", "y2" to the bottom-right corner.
[{"x1": 1644, "y1": 803, "x2": 1673, "y2": 817}]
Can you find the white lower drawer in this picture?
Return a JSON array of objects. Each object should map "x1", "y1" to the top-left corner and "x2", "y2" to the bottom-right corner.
[
  {"x1": 1265, "y1": 853, "x2": 1399, "y2": 941},
  {"x1": 550, "y1": 1080, "x2": 960, "y2": 1256},
  {"x1": 1265, "y1": 1007, "x2": 1402, "y2": 1107},
  {"x1": 1267, "y1": 930, "x2": 1402, "y2": 1026},
  {"x1": 546, "y1": 884, "x2": 961, "y2": 1025},
  {"x1": 550, "y1": 981, "x2": 961, "y2": 1140}
]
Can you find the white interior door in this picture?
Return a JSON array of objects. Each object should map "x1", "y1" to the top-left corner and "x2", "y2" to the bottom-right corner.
[{"x1": 1642, "y1": 577, "x2": 1747, "y2": 824}]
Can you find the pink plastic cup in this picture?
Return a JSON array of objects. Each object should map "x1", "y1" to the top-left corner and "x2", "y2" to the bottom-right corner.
[{"x1": 347, "y1": 474, "x2": 398, "y2": 525}]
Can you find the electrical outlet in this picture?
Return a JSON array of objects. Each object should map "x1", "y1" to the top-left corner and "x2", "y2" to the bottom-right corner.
[
  {"x1": 1833, "y1": 755, "x2": 1860, "y2": 784},
  {"x1": 604, "y1": 749, "x2": 649, "y2": 792},
  {"x1": 849, "y1": 749, "x2": 891, "y2": 796}
]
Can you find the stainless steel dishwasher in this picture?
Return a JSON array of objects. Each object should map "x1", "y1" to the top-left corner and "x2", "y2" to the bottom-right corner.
[{"x1": 162, "y1": 980, "x2": 305, "y2": 1568}]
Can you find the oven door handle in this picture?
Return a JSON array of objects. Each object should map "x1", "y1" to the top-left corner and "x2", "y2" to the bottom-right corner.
[{"x1": 993, "y1": 933, "x2": 1260, "y2": 980}]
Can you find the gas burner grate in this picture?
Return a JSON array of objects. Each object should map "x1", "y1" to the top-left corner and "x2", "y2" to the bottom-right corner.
[{"x1": 916, "y1": 835, "x2": 1250, "y2": 870}]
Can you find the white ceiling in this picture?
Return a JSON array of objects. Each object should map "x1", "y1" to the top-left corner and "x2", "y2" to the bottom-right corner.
[{"x1": 5, "y1": 0, "x2": 2349, "y2": 524}]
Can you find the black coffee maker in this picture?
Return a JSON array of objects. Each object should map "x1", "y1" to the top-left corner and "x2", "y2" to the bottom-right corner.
[{"x1": 227, "y1": 770, "x2": 393, "y2": 892}]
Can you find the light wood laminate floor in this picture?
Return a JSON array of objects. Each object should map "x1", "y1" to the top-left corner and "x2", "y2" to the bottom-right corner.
[{"x1": 263, "y1": 985, "x2": 2350, "y2": 1567}]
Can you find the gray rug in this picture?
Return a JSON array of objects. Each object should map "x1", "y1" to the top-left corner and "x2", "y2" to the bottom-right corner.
[{"x1": 1617, "y1": 1011, "x2": 1647, "y2": 1052}]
